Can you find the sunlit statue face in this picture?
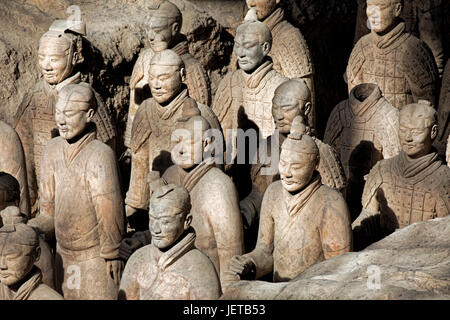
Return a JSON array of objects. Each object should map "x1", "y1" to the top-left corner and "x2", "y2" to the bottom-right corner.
[
  {"x1": 149, "y1": 205, "x2": 190, "y2": 250},
  {"x1": 38, "y1": 35, "x2": 77, "y2": 85},
  {"x1": 246, "y1": 0, "x2": 279, "y2": 20},
  {"x1": 55, "y1": 86, "x2": 95, "y2": 141},
  {"x1": 366, "y1": 0, "x2": 402, "y2": 33},
  {"x1": 149, "y1": 64, "x2": 184, "y2": 105},
  {"x1": 234, "y1": 24, "x2": 271, "y2": 73},
  {"x1": 0, "y1": 242, "x2": 39, "y2": 286},
  {"x1": 279, "y1": 148, "x2": 317, "y2": 193},
  {"x1": 399, "y1": 110, "x2": 437, "y2": 159},
  {"x1": 147, "y1": 15, "x2": 179, "y2": 53}
]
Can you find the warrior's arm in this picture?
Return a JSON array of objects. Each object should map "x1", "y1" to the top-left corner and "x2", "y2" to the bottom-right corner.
[
  {"x1": 118, "y1": 253, "x2": 141, "y2": 300},
  {"x1": 320, "y1": 195, "x2": 353, "y2": 259},
  {"x1": 210, "y1": 181, "x2": 245, "y2": 290},
  {"x1": 125, "y1": 137, "x2": 150, "y2": 211},
  {"x1": 90, "y1": 149, "x2": 125, "y2": 260},
  {"x1": 28, "y1": 146, "x2": 55, "y2": 239},
  {"x1": 245, "y1": 188, "x2": 275, "y2": 279}
]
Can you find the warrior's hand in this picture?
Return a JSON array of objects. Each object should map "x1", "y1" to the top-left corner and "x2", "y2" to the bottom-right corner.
[
  {"x1": 119, "y1": 237, "x2": 144, "y2": 260},
  {"x1": 229, "y1": 255, "x2": 255, "y2": 279},
  {"x1": 106, "y1": 259, "x2": 124, "y2": 286},
  {"x1": 119, "y1": 148, "x2": 132, "y2": 164}
]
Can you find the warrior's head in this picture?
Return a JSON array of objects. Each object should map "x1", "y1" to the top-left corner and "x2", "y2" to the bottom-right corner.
[
  {"x1": 272, "y1": 79, "x2": 312, "y2": 135},
  {"x1": 246, "y1": 0, "x2": 280, "y2": 20},
  {"x1": 149, "y1": 184, "x2": 192, "y2": 251},
  {"x1": 0, "y1": 207, "x2": 39, "y2": 286},
  {"x1": 0, "y1": 173, "x2": 20, "y2": 214},
  {"x1": 55, "y1": 83, "x2": 96, "y2": 141},
  {"x1": 399, "y1": 100, "x2": 438, "y2": 159},
  {"x1": 234, "y1": 20, "x2": 272, "y2": 73},
  {"x1": 146, "y1": 1, "x2": 182, "y2": 53},
  {"x1": 279, "y1": 117, "x2": 319, "y2": 193},
  {"x1": 171, "y1": 115, "x2": 214, "y2": 170},
  {"x1": 38, "y1": 20, "x2": 86, "y2": 85},
  {"x1": 149, "y1": 49, "x2": 186, "y2": 105},
  {"x1": 366, "y1": 0, "x2": 403, "y2": 34}
]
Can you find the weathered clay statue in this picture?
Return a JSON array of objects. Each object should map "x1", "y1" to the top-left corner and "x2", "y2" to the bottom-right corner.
[
  {"x1": 347, "y1": 0, "x2": 439, "y2": 109},
  {"x1": 354, "y1": 0, "x2": 445, "y2": 76},
  {"x1": 244, "y1": 1, "x2": 316, "y2": 127},
  {"x1": 446, "y1": 135, "x2": 450, "y2": 166},
  {"x1": 229, "y1": 120, "x2": 352, "y2": 282},
  {"x1": 119, "y1": 184, "x2": 220, "y2": 300},
  {"x1": 434, "y1": 58, "x2": 450, "y2": 156},
  {"x1": 213, "y1": 19, "x2": 287, "y2": 140},
  {"x1": 353, "y1": 100, "x2": 450, "y2": 242},
  {"x1": 252, "y1": 79, "x2": 346, "y2": 200},
  {"x1": 0, "y1": 172, "x2": 55, "y2": 290},
  {"x1": 125, "y1": 0, "x2": 211, "y2": 149},
  {"x1": 14, "y1": 19, "x2": 116, "y2": 213},
  {"x1": 0, "y1": 121, "x2": 30, "y2": 216},
  {"x1": 28, "y1": 83, "x2": 125, "y2": 300},
  {"x1": 0, "y1": 206, "x2": 62, "y2": 300},
  {"x1": 324, "y1": 83, "x2": 401, "y2": 219},
  {"x1": 126, "y1": 49, "x2": 218, "y2": 220},
  {"x1": 163, "y1": 115, "x2": 244, "y2": 290}
]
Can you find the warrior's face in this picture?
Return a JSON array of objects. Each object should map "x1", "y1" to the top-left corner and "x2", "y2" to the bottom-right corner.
[
  {"x1": 0, "y1": 242, "x2": 37, "y2": 286},
  {"x1": 171, "y1": 126, "x2": 204, "y2": 170},
  {"x1": 399, "y1": 113, "x2": 437, "y2": 159},
  {"x1": 55, "y1": 99, "x2": 94, "y2": 141},
  {"x1": 149, "y1": 64, "x2": 184, "y2": 105},
  {"x1": 279, "y1": 148, "x2": 317, "y2": 193},
  {"x1": 38, "y1": 36, "x2": 75, "y2": 85},
  {"x1": 366, "y1": 0, "x2": 402, "y2": 33},
  {"x1": 272, "y1": 94, "x2": 309, "y2": 135},
  {"x1": 149, "y1": 206, "x2": 190, "y2": 250},
  {"x1": 147, "y1": 15, "x2": 178, "y2": 53},
  {"x1": 246, "y1": 0, "x2": 280, "y2": 20},
  {"x1": 234, "y1": 29, "x2": 270, "y2": 73}
]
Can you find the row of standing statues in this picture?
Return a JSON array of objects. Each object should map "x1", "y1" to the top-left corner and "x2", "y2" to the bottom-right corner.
[{"x1": 0, "y1": 0, "x2": 449, "y2": 300}]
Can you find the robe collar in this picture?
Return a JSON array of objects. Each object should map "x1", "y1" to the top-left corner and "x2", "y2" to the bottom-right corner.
[
  {"x1": 62, "y1": 129, "x2": 96, "y2": 167},
  {"x1": 263, "y1": 7, "x2": 284, "y2": 32},
  {"x1": 151, "y1": 228, "x2": 196, "y2": 271},
  {"x1": 241, "y1": 59, "x2": 273, "y2": 89},
  {"x1": 283, "y1": 172, "x2": 322, "y2": 216},
  {"x1": 372, "y1": 21, "x2": 406, "y2": 49},
  {"x1": 395, "y1": 150, "x2": 442, "y2": 184},
  {"x1": 348, "y1": 83, "x2": 383, "y2": 119},
  {"x1": 42, "y1": 72, "x2": 81, "y2": 115},
  {"x1": 154, "y1": 87, "x2": 189, "y2": 120},
  {"x1": 178, "y1": 158, "x2": 215, "y2": 192}
]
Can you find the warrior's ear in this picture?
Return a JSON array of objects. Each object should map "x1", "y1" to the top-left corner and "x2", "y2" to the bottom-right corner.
[
  {"x1": 393, "y1": 2, "x2": 402, "y2": 17},
  {"x1": 86, "y1": 108, "x2": 95, "y2": 122},
  {"x1": 430, "y1": 124, "x2": 438, "y2": 141},
  {"x1": 261, "y1": 41, "x2": 271, "y2": 56},
  {"x1": 34, "y1": 245, "x2": 41, "y2": 263},
  {"x1": 171, "y1": 22, "x2": 180, "y2": 36},
  {"x1": 184, "y1": 212, "x2": 192, "y2": 230},
  {"x1": 180, "y1": 67, "x2": 186, "y2": 83},
  {"x1": 303, "y1": 102, "x2": 312, "y2": 117}
]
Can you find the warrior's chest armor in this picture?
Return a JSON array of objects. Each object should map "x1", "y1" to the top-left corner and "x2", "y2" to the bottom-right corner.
[
  {"x1": 231, "y1": 71, "x2": 279, "y2": 139},
  {"x1": 31, "y1": 90, "x2": 59, "y2": 182},
  {"x1": 361, "y1": 38, "x2": 414, "y2": 108},
  {"x1": 339, "y1": 106, "x2": 383, "y2": 178},
  {"x1": 378, "y1": 162, "x2": 439, "y2": 231}
]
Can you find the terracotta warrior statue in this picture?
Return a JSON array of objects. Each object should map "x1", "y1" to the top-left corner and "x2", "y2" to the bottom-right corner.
[
  {"x1": 213, "y1": 19, "x2": 287, "y2": 141},
  {"x1": 120, "y1": 115, "x2": 244, "y2": 291},
  {"x1": 347, "y1": 0, "x2": 439, "y2": 109},
  {"x1": 125, "y1": 0, "x2": 211, "y2": 150},
  {"x1": 434, "y1": 58, "x2": 450, "y2": 157},
  {"x1": 0, "y1": 121, "x2": 30, "y2": 216},
  {"x1": 119, "y1": 184, "x2": 220, "y2": 300},
  {"x1": 353, "y1": 100, "x2": 450, "y2": 243},
  {"x1": 244, "y1": 1, "x2": 315, "y2": 127},
  {"x1": 0, "y1": 206, "x2": 62, "y2": 300},
  {"x1": 0, "y1": 173, "x2": 55, "y2": 291},
  {"x1": 324, "y1": 83, "x2": 401, "y2": 220},
  {"x1": 14, "y1": 19, "x2": 116, "y2": 213},
  {"x1": 126, "y1": 49, "x2": 218, "y2": 221},
  {"x1": 252, "y1": 80, "x2": 346, "y2": 200},
  {"x1": 28, "y1": 83, "x2": 125, "y2": 300},
  {"x1": 354, "y1": 0, "x2": 445, "y2": 76},
  {"x1": 229, "y1": 120, "x2": 352, "y2": 283}
]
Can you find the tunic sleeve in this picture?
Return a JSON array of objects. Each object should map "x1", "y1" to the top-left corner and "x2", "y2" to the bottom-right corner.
[
  {"x1": 319, "y1": 191, "x2": 352, "y2": 259},
  {"x1": 118, "y1": 250, "x2": 142, "y2": 300},
  {"x1": 246, "y1": 183, "x2": 276, "y2": 279},
  {"x1": 88, "y1": 147, "x2": 125, "y2": 260}
]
